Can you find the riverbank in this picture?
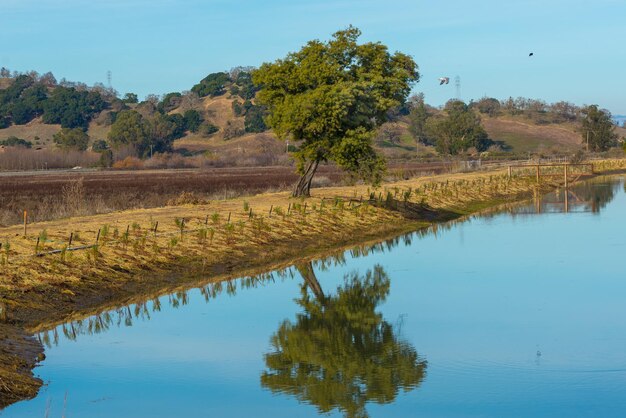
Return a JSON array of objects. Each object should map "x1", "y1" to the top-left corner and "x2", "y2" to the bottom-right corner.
[{"x1": 2, "y1": 159, "x2": 625, "y2": 408}]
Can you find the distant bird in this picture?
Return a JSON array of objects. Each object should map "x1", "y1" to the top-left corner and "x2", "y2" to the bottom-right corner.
[
  {"x1": 529, "y1": 52, "x2": 534, "y2": 57},
  {"x1": 438, "y1": 77, "x2": 450, "y2": 85}
]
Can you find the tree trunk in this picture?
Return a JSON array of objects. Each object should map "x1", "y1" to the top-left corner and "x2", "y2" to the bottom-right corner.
[
  {"x1": 295, "y1": 262, "x2": 325, "y2": 302},
  {"x1": 292, "y1": 159, "x2": 320, "y2": 197}
]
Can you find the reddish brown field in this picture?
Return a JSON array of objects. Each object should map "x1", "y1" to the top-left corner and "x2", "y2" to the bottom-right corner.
[{"x1": 0, "y1": 163, "x2": 448, "y2": 225}]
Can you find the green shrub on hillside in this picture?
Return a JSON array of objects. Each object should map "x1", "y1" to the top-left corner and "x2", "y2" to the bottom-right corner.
[
  {"x1": 157, "y1": 92, "x2": 182, "y2": 113},
  {"x1": 53, "y1": 128, "x2": 90, "y2": 151},
  {"x1": 244, "y1": 105, "x2": 268, "y2": 133},
  {"x1": 0, "y1": 136, "x2": 32, "y2": 148},
  {"x1": 183, "y1": 110, "x2": 203, "y2": 133},
  {"x1": 122, "y1": 92, "x2": 138, "y2": 104},
  {"x1": 191, "y1": 72, "x2": 231, "y2": 98},
  {"x1": 199, "y1": 122, "x2": 219, "y2": 137}
]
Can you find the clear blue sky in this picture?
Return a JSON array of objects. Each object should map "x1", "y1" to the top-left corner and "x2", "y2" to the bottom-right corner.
[{"x1": 1, "y1": 0, "x2": 624, "y2": 114}]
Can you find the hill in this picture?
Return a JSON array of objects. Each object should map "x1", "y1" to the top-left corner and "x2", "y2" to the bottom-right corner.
[
  {"x1": 1, "y1": 70, "x2": 624, "y2": 168},
  {"x1": 482, "y1": 116, "x2": 581, "y2": 154}
]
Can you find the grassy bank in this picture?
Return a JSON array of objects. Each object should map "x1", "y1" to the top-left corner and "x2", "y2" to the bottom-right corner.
[{"x1": 1, "y1": 158, "x2": 625, "y2": 408}]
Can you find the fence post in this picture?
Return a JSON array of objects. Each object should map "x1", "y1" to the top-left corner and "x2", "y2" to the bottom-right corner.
[
  {"x1": 96, "y1": 228, "x2": 101, "y2": 245},
  {"x1": 68, "y1": 232, "x2": 74, "y2": 247},
  {"x1": 564, "y1": 164, "x2": 568, "y2": 189},
  {"x1": 536, "y1": 165, "x2": 540, "y2": 184},
  {"x1": 23, "y1": 211, "x2": 28, "y2": 238},
  {"x1": 508, "y1": 166, "x2": 512, "y2": 178}
]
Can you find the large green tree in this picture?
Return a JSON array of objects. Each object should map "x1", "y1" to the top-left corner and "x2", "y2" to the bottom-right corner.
[
  {"x1": 426, "y1": 100, "x2": 491, "y2": 155},
  {"x1": 407, "y1": 93, "x2": 433, "y2": 146},
  {"x1": 261, "y1": 264, "x2": 426, "y2": 418},
  {"x1": 107, "y1": 110, "x2": 150, "y2": 155},
  {"x1": 253, "y1": 27, "x2": 419, "y2": 196},
  {"x1": 581, "y1": 105, "x2": 617, "y2": 152}
]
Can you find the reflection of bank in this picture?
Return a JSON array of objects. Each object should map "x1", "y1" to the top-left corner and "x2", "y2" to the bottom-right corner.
[{"x1": 262, "y1": 263, "x2": 427, "y2": 418}]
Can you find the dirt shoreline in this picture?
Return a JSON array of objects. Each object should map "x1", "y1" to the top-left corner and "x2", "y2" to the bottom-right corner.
[{"x1": 2, "y1": 160, "x2": 625, "y2": 410}]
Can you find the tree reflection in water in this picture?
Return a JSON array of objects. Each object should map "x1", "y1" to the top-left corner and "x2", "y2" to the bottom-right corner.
[
  {"x1": 261, "y1": 264, "x2": 427, "y2": 418},
  {"x1": 36, "y1": 231, "x2": 433, "y2": 350}
]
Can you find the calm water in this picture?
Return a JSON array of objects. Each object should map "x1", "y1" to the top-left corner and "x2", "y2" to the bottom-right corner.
[{"x1": 4, "y1": 177, "x2": 626, "y2": 418}]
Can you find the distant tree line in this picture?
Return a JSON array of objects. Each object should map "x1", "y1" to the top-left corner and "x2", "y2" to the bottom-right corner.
[
  {"x1": 472, "y1": 96, "x2": 583, "y2": 124},
  {"x1": 0, "y1": 73, "x2": 108, "y2": 130}
]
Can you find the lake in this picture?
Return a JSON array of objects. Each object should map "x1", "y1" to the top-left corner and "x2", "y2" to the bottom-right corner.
[{"x1": 4, "y1": 176, "x2": 626, "y2": 418}]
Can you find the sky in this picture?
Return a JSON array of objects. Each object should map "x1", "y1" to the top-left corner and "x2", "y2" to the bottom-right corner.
[{"x1": 1, "y1": 0, "x2": 625, "y2": 114}]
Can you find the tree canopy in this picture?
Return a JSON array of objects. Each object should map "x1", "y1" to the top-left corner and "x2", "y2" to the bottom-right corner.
[
  {"x1": 191, "y1": 72, "x2": 230, "y2": 98},
  {"x1": 261, "y1": 264, "x2": 426, "y2": 418},
  {"x1": 253, "y1": 26, "x2": 419, "y2": 196},
  {"x1": 42, "y1": 87, "x2": 107, "y2": 129},
  {"x1": 107, "y1": 110, "x2": 150, "y2": 155},
  {"x1": 581, "y1": 105, "x2": 617, "y2": 152},
  {"x1": 426, "y1": 100, "x2": 491, "y2": 155},
  {"x1": 407, "y1": 93, "x2": 433, "y2": 146},
  {"x1": 53, "y1": 128, "x2": 90, "y2": 151}
]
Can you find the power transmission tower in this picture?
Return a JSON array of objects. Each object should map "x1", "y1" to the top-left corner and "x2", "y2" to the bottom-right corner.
[
  {"x1": 107, "y1": 70, "x2": 112, "y2": 88},
  {"x1": 455, "y1": 76, "x2": 461, "y2": 100}
]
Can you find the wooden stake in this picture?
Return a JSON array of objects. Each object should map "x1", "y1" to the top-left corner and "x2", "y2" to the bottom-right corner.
[
  {"x1": 536, "y1": 165, "x2": 540, "y2": 183},
  {"x1": 23, "y1": 211, "x2": 27, "y2": 237},
  {"x1": 564, "y1": 164, "x2": 568, "y2": 189},
  {"x1": 68, "y1": 232, "x2": 74, "y2": 247},
  {"x1": 154, "y1": 221, "x2": 159, "y2": 236},
  {"x1": 269, "y1": 205, "x2": 273, "y2": 217},
  {"x1": 96, "y1": 229, "x2": 101, "y2": 245},
  {"x1": 227, "y1": 212, "x2": 231, "y2": 223}
]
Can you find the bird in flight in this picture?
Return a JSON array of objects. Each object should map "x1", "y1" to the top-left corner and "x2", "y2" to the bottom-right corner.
[
  {"x1": 438, "y1": 77, "x2": 450, "y2": 85},
  {"x1": 529, "y1": 52, "x2": 534, "y2": 57}
]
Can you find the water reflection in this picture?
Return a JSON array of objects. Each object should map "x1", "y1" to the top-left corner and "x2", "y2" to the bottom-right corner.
[
  {"x1": 513, "y1": 178, "x2": 622, "y2": 215},
  {"x1": 36, "y1": 270, "x2": 297, "y2": 347},
  {"x1": 261, "y1": 264, "x2": 427, "y2": 418}
]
